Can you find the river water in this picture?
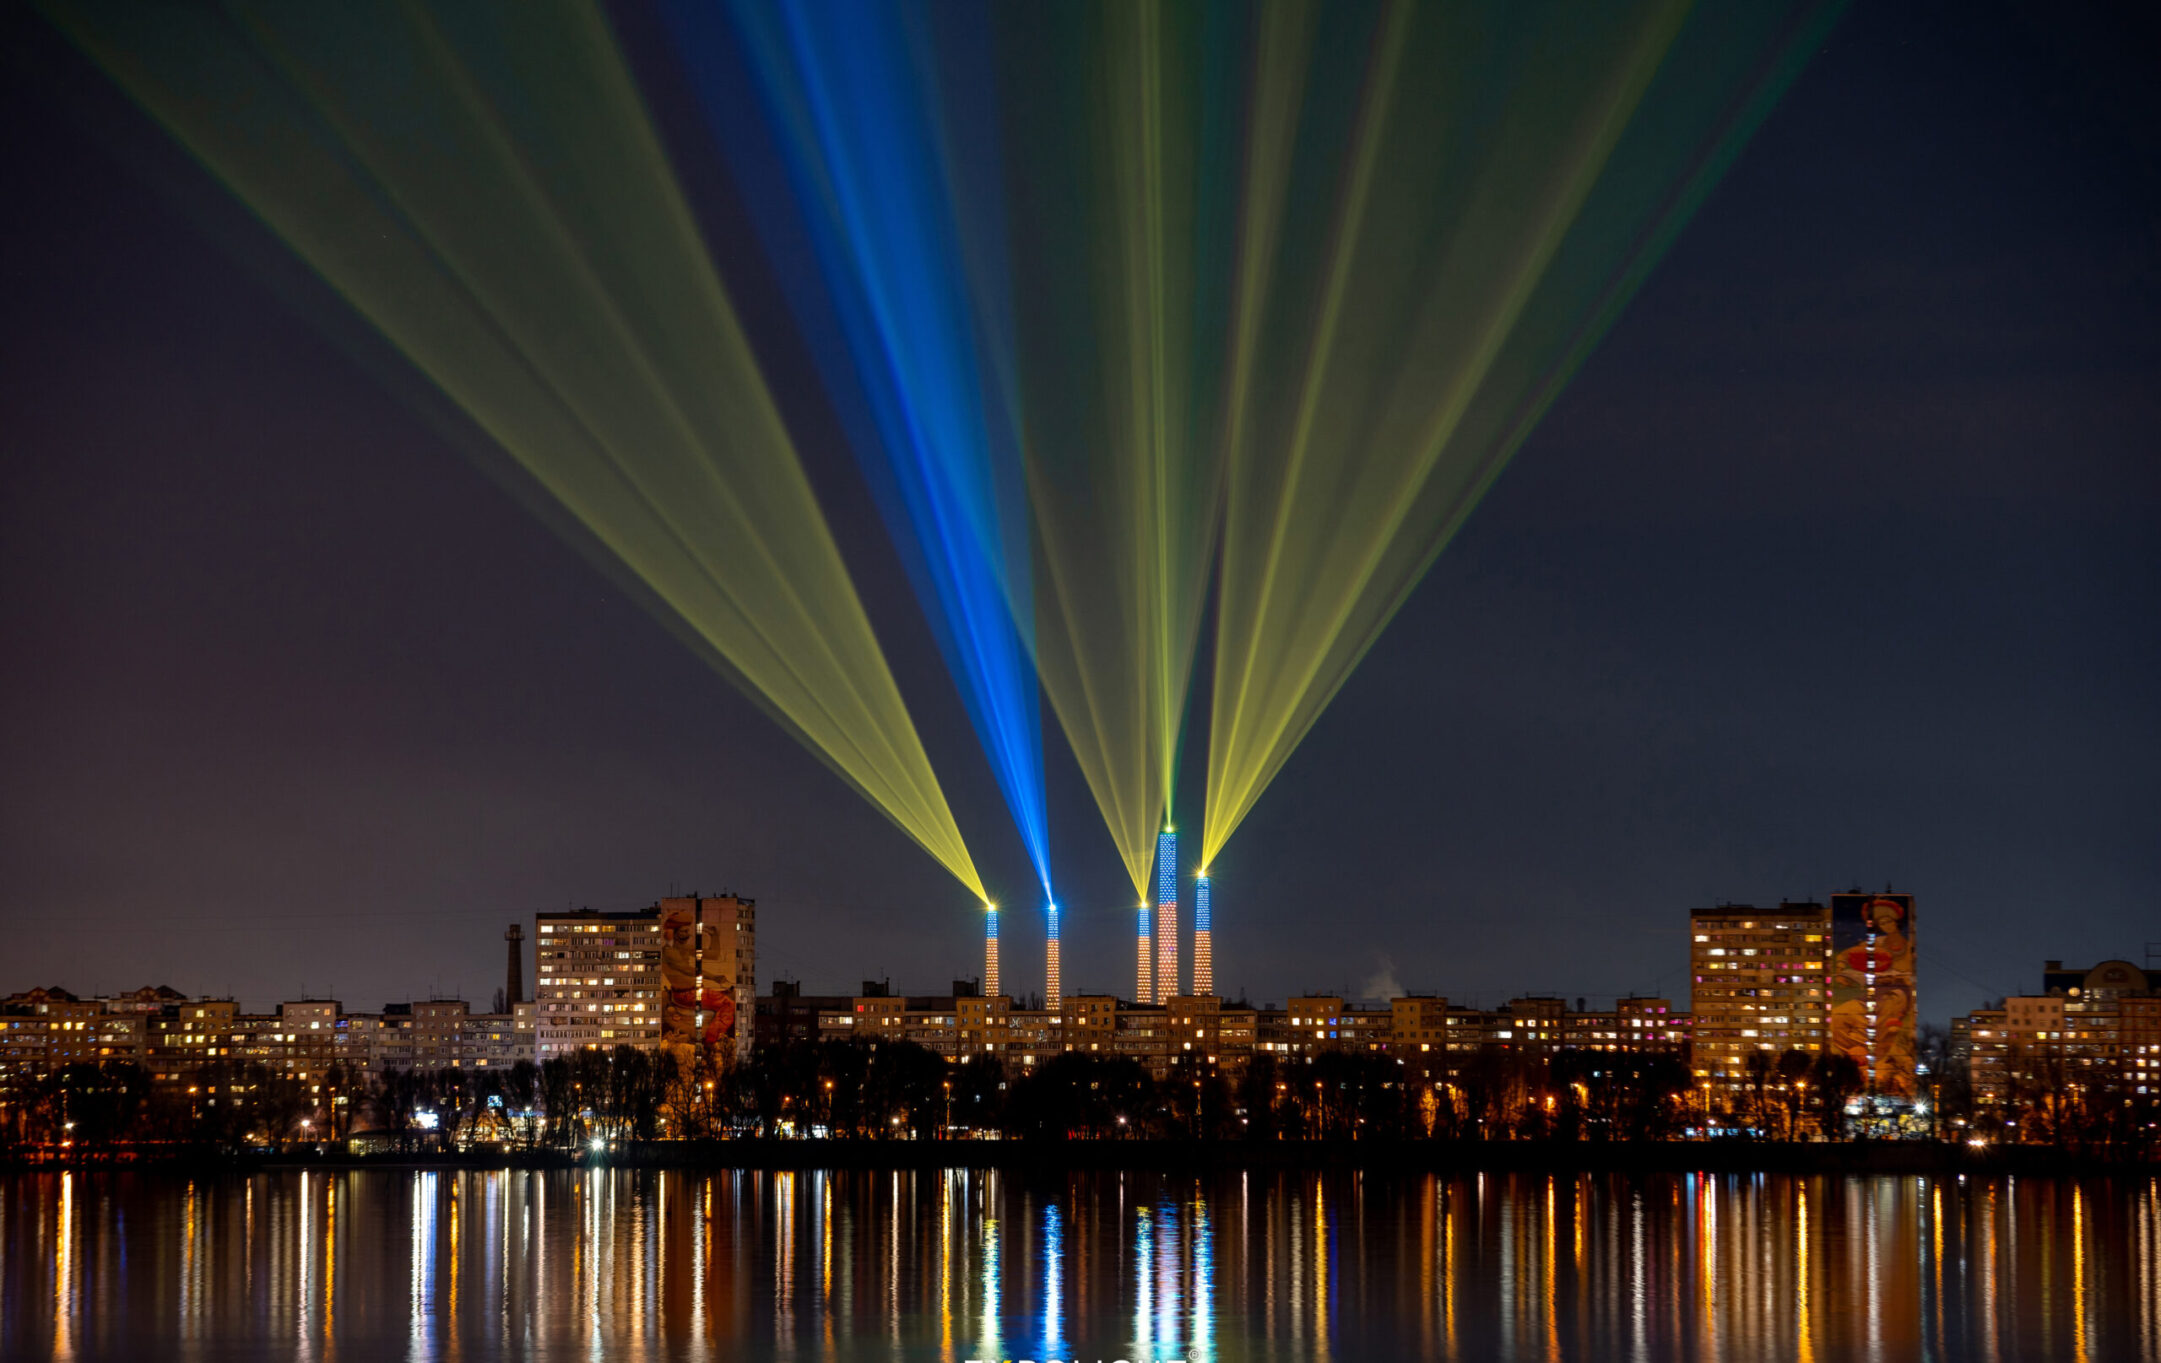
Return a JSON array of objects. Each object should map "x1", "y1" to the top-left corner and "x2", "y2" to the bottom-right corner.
[{"x1": 2, "y1": 1166, "x2": 2156, "y2": 1361}]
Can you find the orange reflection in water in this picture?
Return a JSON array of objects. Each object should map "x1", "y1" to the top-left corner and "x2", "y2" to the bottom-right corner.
[{"x1": 4, "y1": 1167, "x2": 2160, "y2": 1361}]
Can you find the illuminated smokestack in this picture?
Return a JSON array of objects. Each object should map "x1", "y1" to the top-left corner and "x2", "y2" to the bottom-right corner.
[
  {"x1": 1193, "y1": 870, "x2": 1213, "y2": 997},
  {"x1": 1045, "y1": 902, "x2": 1062, "y2": 1011},
  {"x1": 984, "y1": 903, "x2": 1001, "y2": 998},
  {"x1": 1155, "y1": 827, "x2": 1179, "y2": 1000},
  {"x1": 1136, "y1": 902, "x2": 1154, "y2": 1003}
]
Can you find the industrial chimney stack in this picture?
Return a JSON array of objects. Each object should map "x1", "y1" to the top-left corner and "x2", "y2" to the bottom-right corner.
[{"x1": 504, "y1": 923, "x2": 526, "y2": 1006}]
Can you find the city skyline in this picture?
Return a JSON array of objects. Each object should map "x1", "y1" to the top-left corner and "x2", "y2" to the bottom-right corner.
[
  {"x1": 3, "y1": 0, "x2": 2156, "y2": 1026},
  {"x1": 8, "y1": 886, "x2": 2153, "y2": 1124},
  {"x1": 4, "y1": 879, "x2": 2138, "y2": 1027}
]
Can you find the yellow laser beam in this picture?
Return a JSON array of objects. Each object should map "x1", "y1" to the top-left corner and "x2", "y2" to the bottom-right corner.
[
  {"x1": 1203, "y1": 0, "x2": 1842, "y2": 867},
  {"x1": 1000, "y1": 2, "x2": 1227, "y2": 897},
  {"x1": 45, "y1": 0, "x2": 985, "y2": 899}
]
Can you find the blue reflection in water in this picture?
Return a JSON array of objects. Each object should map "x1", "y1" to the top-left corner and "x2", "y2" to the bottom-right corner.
[
  {"x1": 1042, "y1": 1201, "x2": 1065, "y2": 1360},
  {"x1": 1155, "y1": 1199, "x2": 1179, "y2": 1352},
  {"x1": 1192, "y1": 1191, "x2": 1215, "y2": 1362},
  {"x1": 4, "y1": 1169, "x2": 2160, "y2": 1362},
  {"x1": 979, "y1": 1210, "x2": 1001, "y2": 1363},
  {"x1": 1133, "y1": 1202, "x2": 1153, "y2": 1361}
]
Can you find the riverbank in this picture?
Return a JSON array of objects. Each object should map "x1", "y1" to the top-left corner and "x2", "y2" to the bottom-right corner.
[{"x1": 7, "y1": 1138, "x2": 2153, "y2": 1176}]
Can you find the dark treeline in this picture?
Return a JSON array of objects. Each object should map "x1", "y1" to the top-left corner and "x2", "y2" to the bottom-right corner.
[{"x1": 5, "y1": 1035, "x2": 2155, "y2": 1159}]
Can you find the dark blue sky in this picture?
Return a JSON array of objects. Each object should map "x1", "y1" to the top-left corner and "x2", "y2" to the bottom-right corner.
[{"x1": 3, "y1": 0, "x2": 2154, "y2": 1021}]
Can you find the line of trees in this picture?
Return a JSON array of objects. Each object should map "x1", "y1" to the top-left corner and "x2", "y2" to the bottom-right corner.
[
  {"x1": 1966, "y1": 1040, "x2": 2161, "y2": 1155},
  {"x1": 8, "y1": 1036, "x2": 2154, "y2": 1157}
]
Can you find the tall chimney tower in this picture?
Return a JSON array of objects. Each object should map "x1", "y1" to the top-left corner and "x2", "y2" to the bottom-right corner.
[
  {"x1": 1192, "y1": 870, "x2": 1213, "y2": 997},
  {"x1": 1155, "y1": 826, "x2": 1179, "y2": 1000},
  {"x1": 1045, "y1": 902, "x2": 1062, "y2": 1011},
  {"x1": 983, "y1": 903, "x2": 1001, "y2": 998},
  {"x1": 504, "y1": 923, "x2": 525, "y2": 1006},
  {"x1": 1136, "y1": 900, "x2": 1154, "y2": 1003}
]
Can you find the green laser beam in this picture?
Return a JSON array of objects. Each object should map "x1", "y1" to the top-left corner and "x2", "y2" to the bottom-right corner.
[
  {"x1": 44, "y1": 0, "x2": 986, "y2": 901},
  {"x1": 1203, "y1": 0, "x2": 1846, "y2": 867},
  {"x1": 996, "y1": 2, "x2": 1234, "y2": 898}
]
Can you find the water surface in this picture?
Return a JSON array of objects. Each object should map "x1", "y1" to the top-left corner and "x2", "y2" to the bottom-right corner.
[{"x1": 3, "y1": 1166, "x2": 2155, "y2": 1361}]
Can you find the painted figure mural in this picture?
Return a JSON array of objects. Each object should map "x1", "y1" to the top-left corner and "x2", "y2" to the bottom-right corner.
[
  {"x1": 1829, "y1": 892, "x2": 1917, "y2": 1098},
  {"x1": 660, "y1": 904, "x2": 735, "y2": 1055}
]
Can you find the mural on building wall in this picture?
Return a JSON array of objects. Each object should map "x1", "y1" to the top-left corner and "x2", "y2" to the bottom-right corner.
[
  {"x1": 660, "y1": 904, "x2": 735, "y2": 1059},
  {"x1": 1830, "y1": 892, "x2": 1917, "y2": 1098}
]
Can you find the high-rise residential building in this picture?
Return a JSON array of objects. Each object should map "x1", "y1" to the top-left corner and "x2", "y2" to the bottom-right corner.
[
  {"x1": 534, "y1": 908, "x2": 665, "y2": 1058},
  {"x1": 1192, "y1": 871, "x2": 1214, "y2": 997},
  {"x1": 654, "y1": 894, "x2": 757, "y2": 1064},
  {"x1": 1155, "y1": 828, "x2": 1179, "y2": 999},
  {"x1": 1827, "y1": 891, "x2": 1919, "y2": 1098},
  {"x1": 1689, "y1": 901, "x2": 1832, "y2": 1087}
]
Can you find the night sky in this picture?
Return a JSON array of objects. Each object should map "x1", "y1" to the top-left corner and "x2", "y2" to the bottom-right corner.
[{"x1": 3, "y1": 1, "x2": 2154, "y2": 1023}]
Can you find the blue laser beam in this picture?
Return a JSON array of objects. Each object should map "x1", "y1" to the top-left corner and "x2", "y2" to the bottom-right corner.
[{"x1": 662, "y1": 0, "x2": 1051, "y2": 899}]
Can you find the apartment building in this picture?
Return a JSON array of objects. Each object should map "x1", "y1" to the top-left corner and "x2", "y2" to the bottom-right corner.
[
  {"x1": 1491, "y1": 997, "x2": 1567, "y2": 1057},
  {"x1": 1113, "y1": 1002, "x2": 1170, "y2": 1068},
  {"x1": 534, "y1": 908, "x2": 665, "y2": 1058},
  {"x1": 753, "y1": 981, "x2": 855, "y2": 1050},
  {"x1": 1963, "y1": 959, "x2": 2160, "y2": 1106},
  {"x1": 1689, "y1": 902, "x2": 1832, "y2": 1086},
  {"x1": 1391, "y1": 996, "x2": 1451, "y2": 1053},
  {"x1": 1166, "y1": 993, "x2": 1224, "y2": 1062},
  {"x1": 957, "y1": 994, "x2": 1013, "y2": 1058},
  {"x1": 1059, "y1": 995, "x2": 1119, "y2": 1056},
  {"x1": 1282, "y1": 996, "x2": 1347, "y2": 1056}
]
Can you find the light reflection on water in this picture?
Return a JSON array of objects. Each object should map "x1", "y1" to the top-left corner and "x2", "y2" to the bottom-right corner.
[{"x1": 2, "y1": 1167, "x2": 2157, "y2": 1362}]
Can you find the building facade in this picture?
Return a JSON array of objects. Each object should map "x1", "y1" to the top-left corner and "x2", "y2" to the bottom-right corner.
[
  {"x1": 1961, "y1": 959, "x2": 2161, "y2": 1110},
  {"x1": 534, "y1": 908, "x2": 665, "y2": 1058},
  {"x1": 1689, "y1": 902, "x2": 1832, "y2": 1087}
]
